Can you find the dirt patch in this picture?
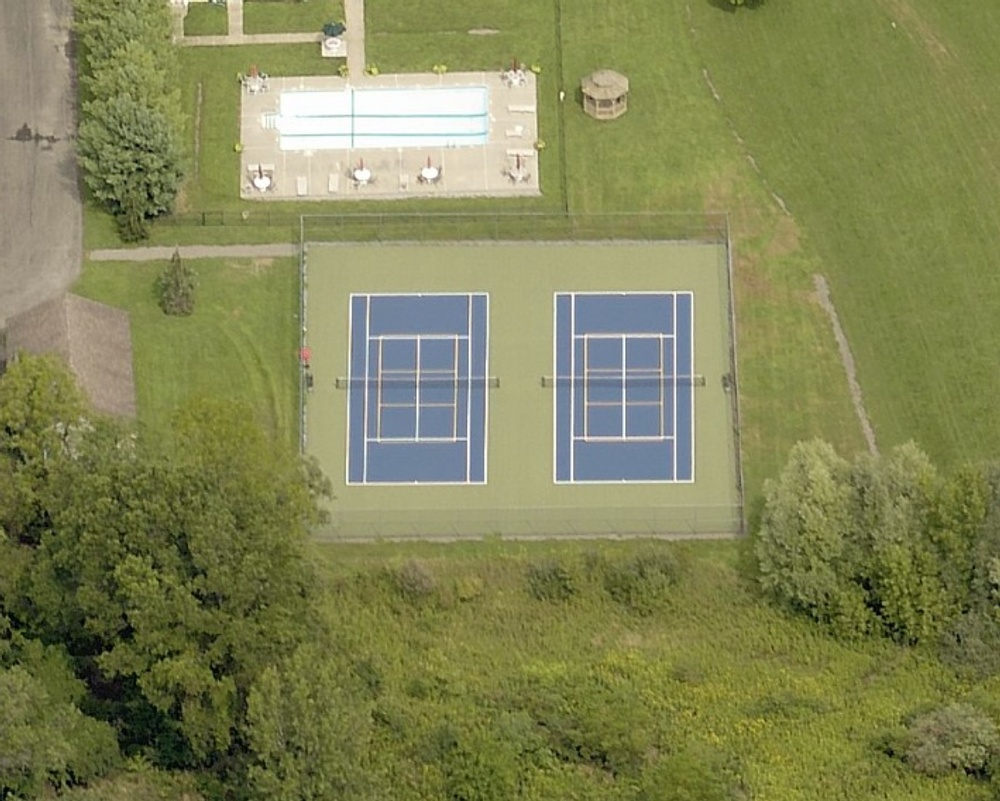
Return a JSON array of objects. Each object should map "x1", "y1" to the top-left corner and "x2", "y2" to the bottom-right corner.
[
  {"x1": 226, "y1": 257, "x2": 274, "y2": 274},
  {"x1": 813, "y1": 275, "x2": 878, "y2": 455}
]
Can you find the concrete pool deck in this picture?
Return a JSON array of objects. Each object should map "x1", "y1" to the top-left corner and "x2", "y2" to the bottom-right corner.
[{"x1": 238, "y1": 71, "x2": 542, "y2": 202}]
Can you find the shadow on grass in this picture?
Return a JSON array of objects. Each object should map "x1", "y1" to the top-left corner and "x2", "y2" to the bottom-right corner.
[{"x1": 706, "y1": 0, "x2": 767, "y2": 12}]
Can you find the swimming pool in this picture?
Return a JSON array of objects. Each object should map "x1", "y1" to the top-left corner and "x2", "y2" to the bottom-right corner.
[{"x1": 274, "y1": 86, "x2": 490, "y2": 151}]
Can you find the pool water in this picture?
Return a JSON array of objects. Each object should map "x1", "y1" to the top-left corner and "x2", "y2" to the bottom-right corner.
[{"x1": 275, "y1": 86, "x2": 490, "y2": 151}]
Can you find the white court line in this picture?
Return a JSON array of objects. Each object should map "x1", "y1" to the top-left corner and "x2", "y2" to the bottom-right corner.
[
  {"x1": 414, "y1": 338, "x2": 422, "y2": 440},
  {"x1": 373, "y1": 333, "x2": 470, "y2": 341},
  {"x1": 362, "y1": 297, "x2": 371, "y2": 483},
  {"x1": 551, "y1": 293, "x2": 559, "y2": 484},
  {"x1": 465, "y1": 298, "x2": 473, "y2": 482},
  {"x1": 569, "y1": 294, "x2": 576, "y2": 482},
  {"x1": 688, "y1": 292, "x2": 696, "y2": 482},
  {"x1": 573, "y1": 434, "x2": 673, "y2": 443},
  {"x1": 659, "y1": 336, "x2": 666, "y2": 438},
  {"x1": 452, "y1": 336, "x2": 460, "y2": 440},
  {"x1": 582, "y1": 332, "x2": 590, "y2": 440},
  {"x1": 344, "y1": 296, "x2": 356, "y2": 484},
  {"x1": 375, "y1": 337, "x2": 385, "y2": 440},
  {"x1": 620, "y1": 336, "x2": 627, "y2": 438},
  {"x1": 573, "y1": 332, "x2": 675, "y2": 340},
  {"x1": 482, "y1": 293, "x2": 491, "y2": 484},
  {"x1": 374, "y1": 436, "x2": 468, "y2": 444},
  {"x1": 672, "y1": 293, "x2": 678, "y2": 481}
]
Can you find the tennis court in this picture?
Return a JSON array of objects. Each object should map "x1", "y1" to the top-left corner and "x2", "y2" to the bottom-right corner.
[
  {"x1": 346, "y1": 293, "x2": 489, "y2": 484},
  {"x1": 554, "y1": 292, "x2": 694, "y2": 483},
  {"x1": 303, "y1": 240, "x2": 741, "y2": 539}
]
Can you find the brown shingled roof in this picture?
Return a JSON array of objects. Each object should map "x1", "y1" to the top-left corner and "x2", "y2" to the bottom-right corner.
[
  {"x1": 5, "y1": 294, "x2": 137, "y2": 417},
  {"x1": 581, "y1": 69, "x2": 629, "y2": 100}
]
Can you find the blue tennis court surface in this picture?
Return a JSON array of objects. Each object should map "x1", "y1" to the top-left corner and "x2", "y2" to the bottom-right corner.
[
  {"x1": 347, "y1": 293, "x2": 489, "y2": 484},
  {"x1": 554, "y1": 292, "x2": 694, "y2": 482}
]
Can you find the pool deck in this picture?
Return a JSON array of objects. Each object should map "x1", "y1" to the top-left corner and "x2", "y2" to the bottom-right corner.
[{"x1": 239, "y1": 71, "x2": 542, "y2": 201}]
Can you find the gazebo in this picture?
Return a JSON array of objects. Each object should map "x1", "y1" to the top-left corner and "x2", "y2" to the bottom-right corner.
[{"x1": 581, "y1": 69, "x2": 629, "y2": 120}]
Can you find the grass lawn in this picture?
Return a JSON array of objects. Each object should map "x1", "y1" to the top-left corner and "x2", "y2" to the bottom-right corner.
[
  {"x1": 687, "y1": 1, "x2": 1000, "y2": 468},
  {"x1": 312, "y1": 538, "x2": 985, "y2": 801},
  {"x1": 82, "y1": 0, "x2": 871, "y2": 505},
  {"x1": 183, "y1": 2, "x2": 228, "y2": 36},
  {"x1": 72, "y1": 258, "x2": 300, "y2": 450},
  {"x1": 243, "y1": 0, "x2": 344, "y2": 35}
]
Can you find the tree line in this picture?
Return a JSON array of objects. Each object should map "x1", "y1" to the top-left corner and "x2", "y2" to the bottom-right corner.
[
  {"x1": 75, "y1": 0, "x2": 185, "y2": 240},
  {"x1": 754, "y1": 439, "x2": 1000, "y2": 655},
  {"x1": 0, "y1": 356, "x2": 338, "y2": 798}
]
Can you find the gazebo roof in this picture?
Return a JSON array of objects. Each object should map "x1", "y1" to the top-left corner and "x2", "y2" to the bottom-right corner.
[{"x1": 581, "y1": 69, "x2": 629, "y2": 100}]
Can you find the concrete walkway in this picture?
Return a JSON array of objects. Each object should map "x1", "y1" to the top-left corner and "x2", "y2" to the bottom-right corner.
[
  {"x1": 88, "y1": 244, "x2": 297, "y2": 262},
  {"x1": 228, "y1": 0, "x2": 242, "y2": 37},
  {"x1": 181, "y1": 31, "x2": 323, "y2": 46},
  {"x1": 343, "y1": 0, "x2": 366, "y2": 78}
]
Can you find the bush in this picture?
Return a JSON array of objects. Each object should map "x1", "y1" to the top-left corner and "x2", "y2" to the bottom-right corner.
[
  {"x1": 601, "y1": 550, "x2": 681, "y2": 615},
  {"x1": 526, "y1": 558, "x2": 575, "y2": 602},
  {"x1": 156, "y1": 250, "x2": 197, "y2": 316},
  {"x1": 638, "y1": 747, "x2": 740, "y2": 801},
  {"x1": 899, "y1": 703, "x2": 999, "y2": 778},
  {"x1": 939, "y1": 611, "x2": 1000, "y2": 679},
  {"x1": 389, "y1": 559, "x2": 437, "y2": 603}
]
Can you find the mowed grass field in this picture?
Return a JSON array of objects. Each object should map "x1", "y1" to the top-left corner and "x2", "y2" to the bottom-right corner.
[
  {"x1": 243, "y1": 0, "x2": 344, "y2": 35},
  {"x1": 685, "y1": 0, "x2": 1000, "y2": 467},
  {"x1": 73, "y1": 258, "x2": 299, "y2": 448},
  {"x1": 79, "y1": 0, "x2": 1000, "y2": 501},
  {"x1": 182, "y1": 2, "x2": 228, "y2": 37}
]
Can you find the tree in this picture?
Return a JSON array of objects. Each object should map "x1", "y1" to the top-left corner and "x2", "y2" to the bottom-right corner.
[
  {"x1": 84, "y1": 41, "x2": 182, "y2": 126},
  {"x1": 22, "y1": 399, "x2": 327, "y2": 765},
  {"x1": 77, "y1": 93, "x2": 184, "y2": 230},
  {"x1": 157, "y1": 250, "x2": 197, "y2": 316},
  {"x1": 0, "y1": 664, "x2": 120, "y2": 797},
  {"x1": 848, "y1": 443, "x2": 951, "y2": 643},
  {"x1": 0, "y1": 355, "x2": 87, "y2": 544},
  {"x1": 246, "y1": 645, "x2": 372, "y2": 801},
  {"x1": 754, "y1": 440, "x2": 871, "y2": 636},
  {"x1": 756, "y1": 440, "x2": 974, "y2": 643},
  {"x1": 74, "y1": 0, "x2": 175, "y2": 75}
]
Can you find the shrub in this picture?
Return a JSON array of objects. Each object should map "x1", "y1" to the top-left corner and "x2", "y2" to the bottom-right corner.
[
  {"x1": 899, "y1": 703, "x2": 999, "y2": 778},
  {"x1": 454, "y1": 574, "x2": 484, "y2": 602},
  {"x1": 526, "y1": 558, "x2": 575, "y2": 602},
  {"x1": 389, "y1": 559, "x2": 437, "y2": 603},
  {"x1": 156, "y1": 250, "x2": 197, "y2": 316},
  {"x1": 638, "y1": 747, "x2": 740, "y2": 801},
  {"x1": 601, "y1": 550, "x2": 681, "y2": 615},
  {"x1": 939, "y1": 611, "x2": 1000, "y2": 679}
]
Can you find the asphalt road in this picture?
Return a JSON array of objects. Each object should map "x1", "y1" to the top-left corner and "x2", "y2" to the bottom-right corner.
[{"x1": 0, "y1": 0, "x2": 81, "y2": 326}]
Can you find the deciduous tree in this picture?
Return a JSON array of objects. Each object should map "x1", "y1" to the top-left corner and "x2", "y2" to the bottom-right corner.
[
  {"x1": 754, "y1": 439, "x2": 871, "y2": 636},
  {"x1": 246, "y1": 645, "x2": 372, "y2": 801},
  {"x1": 23, "y1": 399, "x2": 326, "y2": 764},
  {"x1": 0, "y1": 355, "x2": 86, "y2": 544}
]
